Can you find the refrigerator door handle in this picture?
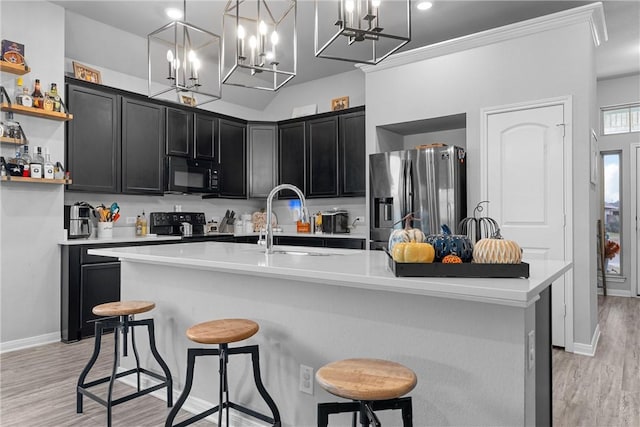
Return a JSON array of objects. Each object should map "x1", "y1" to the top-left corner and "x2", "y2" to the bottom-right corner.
[{"x1": 407, "y1": 160, "x2": 414, "y2": 222}]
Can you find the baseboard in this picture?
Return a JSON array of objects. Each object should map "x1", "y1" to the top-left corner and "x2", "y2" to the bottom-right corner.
[
  {"x1": 0, "y1": 332, "x2": 60, "y2": 354},
  {"x1": 118, "y1": 373, "x2": 265, "y2": 427},
  {"x1": 597, "y1": 288, "x2": 632, "y2": 297},
  {"x1": 573, "y1": 323, "x2": 600, "y2": 357}
]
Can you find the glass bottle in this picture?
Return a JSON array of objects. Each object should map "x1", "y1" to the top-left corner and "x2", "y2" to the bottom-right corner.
[
  {"x1": 31, "y1": 79, "x2": 44, "y2": 109},
  {"x1": 49, "y1": 83, "x2": 61, "y2": 112},
  {"x1": 14, "y1": 77, "x2": 23, "y2": 104},
  {"x1": 21, "y1": 144, "x2": 31, "y2": 177},
  {"x1": 16, "y1": 86, "x2": 33, "y2": 107},
  {"x1": 43, "y1": 91, "x2": 54, "y2": 112},
  {"x1": 43, "y1": 147, "x2": 55, "y2": 179},
  {"x1": 30, "y1": 146, "x2": 44, "y2": 178}
]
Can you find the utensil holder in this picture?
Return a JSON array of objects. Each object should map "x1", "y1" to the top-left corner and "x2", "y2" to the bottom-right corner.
[{"x1": 97, "y1": 222, "x2": 113, "y2": 239}]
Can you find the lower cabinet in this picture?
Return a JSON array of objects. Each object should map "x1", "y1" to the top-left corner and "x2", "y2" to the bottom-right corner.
[
  {"x1": 274, "y1": 236, "x2": 365, "y2": 249},
  {"x1": 80, "y1": 262, "x2": 121, "y2": 337}
]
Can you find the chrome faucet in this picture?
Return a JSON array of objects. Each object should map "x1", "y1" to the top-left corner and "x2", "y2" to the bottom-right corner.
[{"x1": 261, "y1": 184, "x2": 307, "y2": 254}]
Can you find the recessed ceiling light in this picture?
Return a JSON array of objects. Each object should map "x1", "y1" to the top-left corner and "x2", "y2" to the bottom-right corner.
[
  {"x1": 417, "y1": 1, "x2": 433, "y2": 11},
  {"x1": 165, "y1": 8, "x2": 183, "y2": 20}
]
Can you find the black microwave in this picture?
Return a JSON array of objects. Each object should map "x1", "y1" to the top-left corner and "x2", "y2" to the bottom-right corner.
[{"x1": 165, "y1": 156, "x2": 218, "y2": 194}]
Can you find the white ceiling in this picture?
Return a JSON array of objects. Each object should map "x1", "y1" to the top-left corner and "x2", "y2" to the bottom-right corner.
[{"x1": 52, "y1": 0, "x2": 640, "y2": 108}]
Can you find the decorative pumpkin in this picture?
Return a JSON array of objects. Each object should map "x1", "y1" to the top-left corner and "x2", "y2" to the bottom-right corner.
[
  {"x1": 458, "y1": 201, "x2": 500, "y2": 243},
  {"x1": 388, "y1": 215, "x2": 426, "y2": 253},
  {"x1": 473, "y1": 229, "x2": 522, "y2": 264},
  {"x1": 442, "y1": 254, "x2": 463, "y2": 264},
  {"x1": 392, "y1": 241, "x2": 435, "y2": 263},
  {"x1": 425, "y1": 224, "x2": 474, "y2": 262}
]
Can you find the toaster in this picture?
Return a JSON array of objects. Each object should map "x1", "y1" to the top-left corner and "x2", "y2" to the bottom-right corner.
[{"x1": 321, "y1": 210, "x2": 349, "y2": 234}]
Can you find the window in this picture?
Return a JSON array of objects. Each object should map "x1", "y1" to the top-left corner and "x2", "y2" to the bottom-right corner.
[
  {"x1": 602, "y1": 104, "x2": 640, "y2": 135},
  {"x1": 602, "y1": 152, "x2": 622, "y2": 275}
]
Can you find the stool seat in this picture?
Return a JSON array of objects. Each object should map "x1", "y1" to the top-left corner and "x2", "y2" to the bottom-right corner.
[
  {"x1": 316, "y1": 358, "x2": 417, "y2": 401},
  {"x1": 186, "y1": 318, "x2": 259, "y2": 344},
  {"x1": 92, "y1": 300, "x2": 155, "y2": 317}
]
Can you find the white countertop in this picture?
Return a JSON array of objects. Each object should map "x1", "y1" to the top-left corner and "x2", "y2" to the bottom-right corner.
[
  {"x1": 233, "y1": 231, "x2": 368, "y2": 239},
  {"x1": 89, "y1": 242, "x2": 571, "y2": 307}
]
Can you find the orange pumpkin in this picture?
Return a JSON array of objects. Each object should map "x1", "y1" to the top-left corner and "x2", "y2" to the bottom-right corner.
[{"x1": 442, "y1": 254, "x2": 462, "y2": 264}]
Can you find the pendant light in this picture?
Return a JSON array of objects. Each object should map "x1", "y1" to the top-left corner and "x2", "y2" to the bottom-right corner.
[
  {"x1": 222, "y1": 0, "x2": 297, "y2": 91},
  {"x1": 314, "y1": 0, "x2": 411, "y2": 65},
  {"x1": 148, "y1": 0, "x2": 221, "y2": 106}
]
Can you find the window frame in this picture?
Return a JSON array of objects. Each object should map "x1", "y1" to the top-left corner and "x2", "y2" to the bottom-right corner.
[
  {"x1": 600, "y1": 150, "x2": 623, "y2": 277},
  {"x1": 600, "y1": 102, "x2": 640, "y2": 136}
]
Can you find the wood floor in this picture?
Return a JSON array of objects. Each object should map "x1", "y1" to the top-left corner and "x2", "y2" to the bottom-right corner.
[{"x1": 1, "y1": 295, "x2": 638, "y2": 426}]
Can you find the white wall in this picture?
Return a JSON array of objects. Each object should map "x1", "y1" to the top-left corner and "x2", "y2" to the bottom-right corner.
[
  {"x1": 362, "y1": 18, "x2": 599, "y2": 346},
  {"x1": 1, "y1": 1, "x2": 66, "y2": 346},
  {"x1": 596, "y1": 73, "x2": 640, "y2": 296}
]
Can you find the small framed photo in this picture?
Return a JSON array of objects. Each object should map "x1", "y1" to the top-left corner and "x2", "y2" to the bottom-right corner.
[
  {"x1": 331, "y1": 96, "x2": 349, "y2": 111},
  {"x1": 73, "y1": 61, "x2": 102, "y2": 84},
  {"x1": 180, "y1": 95, "x2": 196, "y2": 106}
]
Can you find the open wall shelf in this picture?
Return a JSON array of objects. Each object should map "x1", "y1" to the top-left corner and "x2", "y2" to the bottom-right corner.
[
  {"x1": 1, "y1": 176, "x2": 71, "y2": 184},
  {"x1": 1, "y1": 103, "x2": 73, "y2": 121},
  {"x1": 0, "y1": 62, "x2": 30, "y2": 75}
]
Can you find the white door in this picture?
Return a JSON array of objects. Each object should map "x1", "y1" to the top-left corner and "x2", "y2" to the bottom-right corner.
[{"x1": 486, "y1": 104, "x2": 567, "y2": 347}]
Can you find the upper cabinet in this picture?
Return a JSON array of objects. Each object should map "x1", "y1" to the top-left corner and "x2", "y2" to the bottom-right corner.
[
  {"x1": 121, "y1": 97, "x2": 164, "y2": 194},
  {"x1": 166, "y1": 107, "x2": 217, "y2": 161},
  {"x1": 278, "y1": 107, "x2": 365, "y2": 199},
  {"x1": 218, "y1": 118, "x2": 246, "y2": 198},
  {"x1": 306, "y1": 116, "x2": 338, "y2": 198},
  {"x1": 66, "y1": 83, "x2": 120, "y2": 193},
  {"x1": 278, "y1": 121, "x2": 306, "y2": 199},
  {"x1": 338, "y1": 110, "x2": 366, "y2": 197},
  {"x1": 248, "y1": 123, "x2": 277, "y2": 198}
]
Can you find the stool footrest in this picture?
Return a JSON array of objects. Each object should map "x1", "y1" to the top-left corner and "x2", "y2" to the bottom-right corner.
[{"x1": 78, "y1": 367, "x2": 171, "y2": 407}]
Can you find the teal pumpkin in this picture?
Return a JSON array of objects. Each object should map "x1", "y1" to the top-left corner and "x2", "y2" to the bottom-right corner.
[
  {"x1": 388, "y1": 226, "x2": 426, "y2": 253},
  {"x1": 425, "y1": 224, "x2": 474, "y2": 262}
]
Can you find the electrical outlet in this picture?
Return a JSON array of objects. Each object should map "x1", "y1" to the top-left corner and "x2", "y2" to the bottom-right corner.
[
  {"x1": 528, "y1": 330, "x2": 535, "y2": 371},
  {"x1": 126, "y1": 216, "x2": 137, "y2": 224},
  {"x1": 299, "y1": 364, "x2": 314, "y2": 395}
]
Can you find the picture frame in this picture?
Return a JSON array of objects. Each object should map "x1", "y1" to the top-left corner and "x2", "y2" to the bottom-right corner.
[
  {"x1": 590, "y1": 129, "x2": 598, "y2": 185},
  {"x1": 331, "y1": 96, "x2": 349, "y2": 111},
  {"x1": 180, "y1": 95, "x2": 196, "y2": 107},
  {"x1": 72, "y1": 61, "x2": 102, "y2": 84}
]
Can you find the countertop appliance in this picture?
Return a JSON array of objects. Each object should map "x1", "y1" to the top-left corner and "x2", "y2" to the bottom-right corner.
[
  {"x1": 165, "y1": 157, "x2": 218, "y2": 195},
  {"x1": 65, "y1": 202, "x2": 93, "y2": 239},
  {"x1": 369, "y1": 145, "x2": 467, "y2": 250},
  {"x1": 321, "y1": 210, "x2": 350, "y2": 234},
  {"x1": 149, "y1": 212, "x2": 207, "y2": 237}
]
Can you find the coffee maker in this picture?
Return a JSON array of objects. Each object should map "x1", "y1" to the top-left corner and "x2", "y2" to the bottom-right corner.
[{"x1": 64, "y1": 202, "x2": 93, "y2": 239}]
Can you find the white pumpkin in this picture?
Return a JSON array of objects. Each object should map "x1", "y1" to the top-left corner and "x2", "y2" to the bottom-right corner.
[
  {"x1": 388, "y1": 227, "x2": 426, "y2": 253},
  {"x1": 473, "y1": 230, "x2": 522, "y2": 264}
]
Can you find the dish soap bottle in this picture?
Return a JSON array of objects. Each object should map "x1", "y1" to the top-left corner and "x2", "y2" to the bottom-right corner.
[{"x1": 140, "y1": 211, "x2": 148, "y2": 236}]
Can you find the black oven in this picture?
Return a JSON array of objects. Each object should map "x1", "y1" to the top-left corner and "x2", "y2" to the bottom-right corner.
[{"x1": 165, "y1": 156, "x2": 218, "y2": 194}]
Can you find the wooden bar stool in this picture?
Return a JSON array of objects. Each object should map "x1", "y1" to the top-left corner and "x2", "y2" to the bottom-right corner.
[
  {"x1": 77, "y1": 301, "x2": 173, "y2": 427},
  {"x1": 165, "y1": 318, "x2": 281, "y2": 427},
  {"x1": 316, "y1": 358, "x2": 417, "y2": 427}
]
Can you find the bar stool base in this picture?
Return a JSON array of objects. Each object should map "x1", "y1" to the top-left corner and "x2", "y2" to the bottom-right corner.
[{"x1": 317, "y1": 397, "x2": 413, "y2": 427}]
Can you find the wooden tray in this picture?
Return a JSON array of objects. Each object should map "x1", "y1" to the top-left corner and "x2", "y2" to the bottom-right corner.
[{"x1": 386, "y1": 252, "x2": 529, "y2": 278}]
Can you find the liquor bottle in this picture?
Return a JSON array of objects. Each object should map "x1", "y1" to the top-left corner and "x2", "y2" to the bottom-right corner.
[
  {"x1": 43, "y1": 92, "x2": 54, "y2": 112},
  {"x1": 31, "y1": 79, "x2": 44, "y2": 109},
  {"x1": 49, "y1": 83, "x2": 61, "y2": 112},
  {"x1": 141, "y1": 211, "x2": 148, "y2": 236},
  {"x1": 14, "y1": 77, "x2": 23, "y2": 103},
  {"x1": 30, "y1": 146, "x2": 44, "y2": 178},
  {"x1": 21, "y1": 144, "x2": 31, "y2": 177},
  {"x1": 15, "y1": 86, "x2": 33, "y2": 107},
  {"x1": 43, "y1": 147, "x2": 55, "y2": 179},
  {"x1": 135, "y1": 215, "x2": 142, "y2": 236}
]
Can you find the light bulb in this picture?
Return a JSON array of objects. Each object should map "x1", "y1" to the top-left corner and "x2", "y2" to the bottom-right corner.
[
  {"x1": 188, "y1": 50, "x2": 196, "y2": 62},
  {"x1": 345, "y1": 0, "x2": 355, "y2": 13},
  {"x1": 372, "y1": 0, "x2": 381, "y2": 7},
  {"x1": 166, "y1": 50, "x2": 174, "y2": 62},
  {"x1": 271, "y1": 31, "x2": 279, "y2": 46},
  {"x1": 249, "y1": 35, "x2": 257, "y2": 49},
  {"x1": 193, "y1": 58, "x2": 201, "y2": 71},
  {"x1": 259, "y1": 20, "x2": 267, "y2": 35},
  {"x1": 174, "y1": 58, "x2": 181, "y2": 70},
  {"x1": 266, "y1": 51, "x2": 275, "y2": 61},
  {"x1": 237, "y1": 25, "x2": 246, "y2": 39}
]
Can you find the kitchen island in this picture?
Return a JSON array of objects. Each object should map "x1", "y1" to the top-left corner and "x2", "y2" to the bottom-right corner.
[{"x1": 89, "y1": 242, "x2": 571, "y2": 426}]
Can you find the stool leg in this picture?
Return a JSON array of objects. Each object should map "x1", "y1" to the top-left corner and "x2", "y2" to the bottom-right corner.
[
  {"x1": 77, "y1": 321, "x2": 105, "y2": 414},
  {"x1": 106, "y1": 322, "x2": 121, "y2": 427},
  {"x1": 247, "y1": 345, "x2": 281, "y2": 426},
  {"x1": 165, "y1": 348, "x2": 197, "y2": 427},
  {"x1": 400, "y1": 397, "x2": 413, "y2": 427},
  {"x1": 363, "y1": 402, "x2": 381, "y2": 427},
  {"x1": 128, "y1": 316, "x2": 143, "y2": 392},
  {"x1": 318, "y1": 403, "x2": 330, "y2": 427},
  {"x1": 143, "y1": 318, "x2": 173, "y2": 407}
]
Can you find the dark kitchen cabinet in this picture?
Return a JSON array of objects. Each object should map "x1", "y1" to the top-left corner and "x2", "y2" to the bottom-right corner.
[
  {"x1": 166, "y1": 107, "x2": 192, "y2": 157},
  {"x1": 278, "y1": 121, "x2": 306, "y2": 199},
  {"x1": 273, "y1": 235, "x2": 365, "y2": 249},
  {"x1": 218, "y1": 118, "x2": 246, "y2": 198},
  {"x1": 306, "y1": 116, "x2": 338, "y2": 198},
  {"x1": 166, "y1": 108, "x2": 216, "y2": 161},
  {"x1": 121, "y1": 97, "x2": 165, "y2": 194},
  {"x1": 80, "y1": 262, "x2": 121, "y2": 334},
  {"x1": 339, "y1": 111, "x2": 366, "y2": 196},
  {"x1": 66, "y1": 84, "x2": 120, "y2": 193},
  {"x1": 248, "y1": 123, "x2": 277, "y2": 198}
]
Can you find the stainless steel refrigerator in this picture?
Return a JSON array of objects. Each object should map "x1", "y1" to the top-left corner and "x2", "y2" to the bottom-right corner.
[{"x1": 369, "y1": 146, "x2": 467, "y2": 250}]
